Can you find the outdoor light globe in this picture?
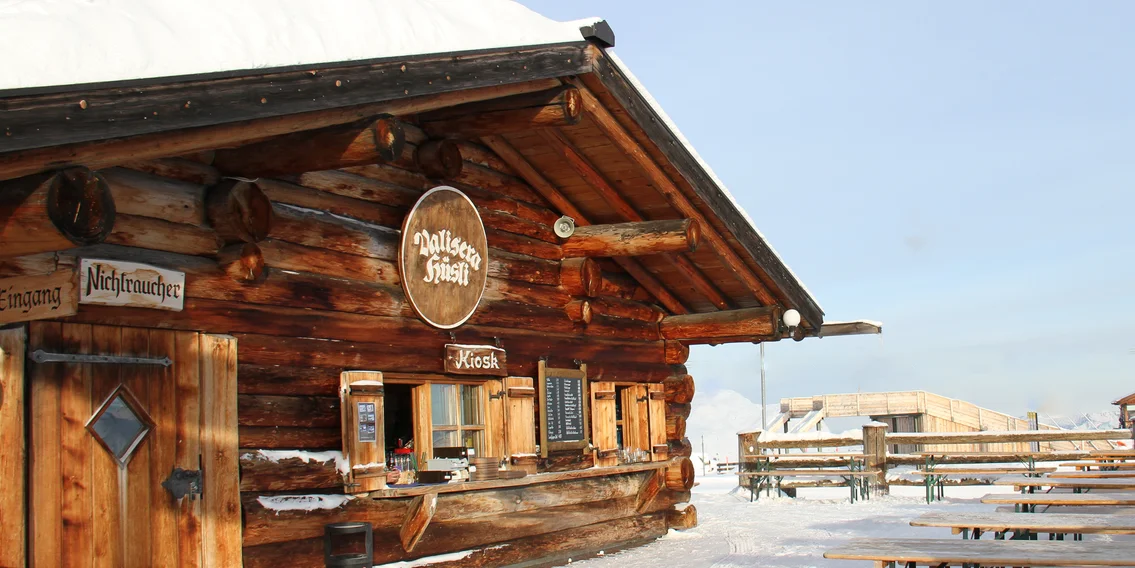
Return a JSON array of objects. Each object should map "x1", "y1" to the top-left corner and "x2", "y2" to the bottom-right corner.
[{"x1": 782, "y1": 308, "x2": 801, "y2": 328}]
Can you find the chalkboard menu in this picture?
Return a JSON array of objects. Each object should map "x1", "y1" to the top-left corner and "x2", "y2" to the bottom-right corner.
[{"x1": 538, "y1": 361, "x2": 590, "y2": 457}]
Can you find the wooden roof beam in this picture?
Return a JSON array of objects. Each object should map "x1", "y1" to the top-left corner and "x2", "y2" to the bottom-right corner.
[
  {"x1": 213, "y1": 116, "x2": 404, "y2": 178},
  {"x1": 561, "y1": 219, "x2": 699, "y2": 258},
  {"x1": 418, "y1": 86, "x2": 582, "y2": 139},
  {"x1": 481, "y1": 134, "x2": 688, "y2": 314},
  {"x1": 0, "y1": 78, "x2": 562, "y2": 181},
  {"x1": 659, "y1": 306, "x2": 780, "y2": 342},
  {"x1": 538, "y1": 128, "x2": 734, "y2": 310},
  {"x1": 568, "y1": 83, "x2": 784, "y2": 311}
]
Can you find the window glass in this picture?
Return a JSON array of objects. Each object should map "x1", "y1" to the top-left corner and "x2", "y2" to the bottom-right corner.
[
  {"x1": 460, "y1": 385, "x2": 483, "y2": 427},
  {"x1": 433, "y1": 430, "x2": 459, "y2": 448},
  {"x1": 91, "y1": 394, "x2": 148, "y2": 461},
  {"x1": 431, "y1": 383, "x2": 457, "y2": 426},
  {"x1": 462, "y1": 429, "x2": 485, "y2": 451}
]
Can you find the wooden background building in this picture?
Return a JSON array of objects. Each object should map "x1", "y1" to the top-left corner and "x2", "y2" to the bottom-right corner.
[{"x1": 0, "y1": 4, "x2": 866, "y2": 567}]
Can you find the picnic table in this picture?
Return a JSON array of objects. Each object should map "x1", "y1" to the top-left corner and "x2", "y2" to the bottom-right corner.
[
  {"x1": 910, "y1": 511, "x2": 1135, "y2": 540},
  {"x1": 824, "y1": 537, "x2": 1135, "y2": 566},
  {"x1": 1060, "y1": 461, "x2": 1135, "y2": 471},
  {"x1": 994, "y1": 474, "x2": 1135, "y2": 493},
  {"x1": 738, "y1": 469, "x2": 875, "y2": 503},
  {"x1": 911, "y1": 467, "x2": 1055, "y2": 503},
  {"x1": 980, "y1": 491, "x2": 1135, "y2": 512}
]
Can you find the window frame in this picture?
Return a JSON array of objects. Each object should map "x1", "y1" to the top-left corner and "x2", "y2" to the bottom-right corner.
[{"x1": 384, "y1": 375, "x2": 491, "y2": 466}]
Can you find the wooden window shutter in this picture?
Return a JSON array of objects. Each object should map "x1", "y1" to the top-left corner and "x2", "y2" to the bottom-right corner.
[
  {"x1": 503, "y1": 376, "x2": 535, "y2": 462},
  {"x1": 591, "y1": 381, "x2": 617, "y2": 467},
  {"x1": 647, "y1": 384, "x2": 669, "y2": 461},
  {"x1": 484, "y1": 379, "x2": 506, "y2": 459},
  {"x1": 621, "y1": 384, "x2": 650, "y2": 455},
  {"x1": 340, "y1": 371, "x2": 385, "y2": 493}
]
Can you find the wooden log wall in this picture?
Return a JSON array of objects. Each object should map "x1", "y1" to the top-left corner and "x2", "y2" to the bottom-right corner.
[{"x1": 0, "y1": 122, "x2": 698, "y2": 566}]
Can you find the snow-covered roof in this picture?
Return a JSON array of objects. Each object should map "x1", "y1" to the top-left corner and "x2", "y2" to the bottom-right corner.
[{"x1": 0, "y1": 0, "x2": 599, "y2": 91}]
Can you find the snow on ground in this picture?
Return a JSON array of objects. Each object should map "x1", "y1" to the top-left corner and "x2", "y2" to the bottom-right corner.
[{"x1": 571, "y1": 472, "x2": 1133, "y2": 568}]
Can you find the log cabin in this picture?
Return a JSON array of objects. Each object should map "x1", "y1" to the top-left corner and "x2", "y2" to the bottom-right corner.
[{"x1": 0, "y1": 2, "x2": 876, "y2": 566}]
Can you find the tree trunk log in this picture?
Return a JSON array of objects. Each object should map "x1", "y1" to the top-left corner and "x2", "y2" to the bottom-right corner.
[
  {"x1": 107, "y1": 214, "x2": 222, "y2": 256},
  {"x1": 589, "y1": 296, "x2": 664, "y2": 322},
  {"x1": 597, "y1": 270, "x2": 639, "y2": 299},
  {"x1": 663, "y1": 374, "x2": 695, "y2": 405},
  {"x1": 666, "y1": 413, "x2": 686, "y2": 441},
  {"x1": 238, "y1": 449, "x2": 344, "y2": 492},
  {"x1": 100, "y1": 167, "x2": 205, "y2": 226},
  {"x1": 564, "y1": 299, "x2": 592, "y2": 324},
  {"x1": 659, "y1": 306, "x2": 778, "y2": 341},
  {"x1": 121, "y1": 158, "x2": 220, "y2": 186},
  {"x1": 213, "y1": 116, "x2": 405, "y2": 177},
  {"x1": 255, "y1": 178, "x2": 403, "y2": 228},
  {"x1": 663, "y1": 340, "x2": 690, "y2": 365},
  {"x1": 297, "y1": 169, "x2": 420, "y2": 209},
  {"x1": 240, "y1": 426, "x2": 340, "y2": 450},
  {"x1": 414, "y1": 139, "x2": 464, "y2": 179},
  {"x1": 667, "y1": 504, "x2": 698, "y2": 530},
  {"x1": 0, "y1": 168, "x2": 115, "y2": 257},
  {"x1": 560, "y1": 257, "x2": 601, "y2": 297},
  {"x1": 206, "y1": 179, "x2": 273, "y2": 243},
  {"x1": 238, "y1": 394, "x2": 339, "y2": 428},
  {"x1": 669, "y1": 437, "x2": 692, "y2": 458},
  {"x1": 419, "y1": 86, "x2": 582, "y2": 139},
  {"x1": 561, "y1": 219, "x2": 699, "y2": 258},
  {"x1": 665, "y1": 458, "x2": 696, "y2": 492}
]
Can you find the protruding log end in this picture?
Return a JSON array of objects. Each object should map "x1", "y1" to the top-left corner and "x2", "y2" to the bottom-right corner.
[
  {"x1": 219, "y1": 242, "x2": 266, "y2": 283},
  {"x1": 668, "y1": 437, "x2": 692, "y2": 458},
  {"x1": 561, "y1": 257, "x2": 601, "y2": 297},
  {"x1": 565, "y1": 299, "x2": 592, "y2": 324},
  {"x1": 206, "y1": 179, "x2": 273, "y2": 243},
  {"x1": 666, "y1": 413, "x2": 687, "y2": 441},
  {"x1": 48, "y1": 167, "x2": 116, "y2": 246},
  {"x1": 419, "y1": 86, "x2": 584, "y2": 138},
  {"x1": 415, "y1": 139, "x2": 464, "y2": 179},
  {"x1": 371, "y1": 116, "x2": 406, "y2": 163},
  {"x1": 562, "y1": 87, "x2": 584, "y2": 125},
  {"x1": 663, "y1": 340, "x2": 690, "y2": 365},
  {"x1": 562, "y1": 218, "x2": 700, "y2": 258},
  {"x1": 664, "y1": 374, "x2": 695, "y2": 405},
  {"x1": 665, "y1": 457, "x2": 696, "y2": 492},
  {"x1": 667, "y1": 504, "x2": 698, "y2": 530}
]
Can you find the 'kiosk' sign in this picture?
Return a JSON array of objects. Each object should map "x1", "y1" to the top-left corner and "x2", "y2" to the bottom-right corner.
[{"x1": 399, "y1": 186, "x2": 488, "y2": 329}]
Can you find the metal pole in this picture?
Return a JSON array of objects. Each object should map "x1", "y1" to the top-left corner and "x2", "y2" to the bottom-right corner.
[{"x1": 760, "y1": 342, "x2": 767, "y2": 429}]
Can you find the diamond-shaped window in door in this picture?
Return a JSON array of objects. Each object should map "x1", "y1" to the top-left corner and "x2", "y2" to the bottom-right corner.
[{"x1": 87, "y1": 385, "x2": 154, "y2": 466}]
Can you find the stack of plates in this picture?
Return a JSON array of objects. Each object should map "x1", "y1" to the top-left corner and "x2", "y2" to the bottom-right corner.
[{"x1": 469, "y1": 457, "x2": 500, "y2": 481}]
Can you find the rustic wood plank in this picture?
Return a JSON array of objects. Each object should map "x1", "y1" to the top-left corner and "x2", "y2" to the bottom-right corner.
[
  {"x1": 238, "y1": 449, "x2": 345, "y2": 493},
  {"x1": 148, "y1": 329, "x2": 182, "y2": 566},
  {"x1": 484, "y1": 378, "x2": 506, "y2": 460},
  {"x1": 591, "y1": 381, "x2": 617, "y2": 467},
  {"x1": 0, "y1": 326, "x2": 26, "y2": 568},
  {"x1": 59, "y1": 324, "x2": 94, "y2": 568},
  {"x1": 29, "y1": 322, "x2": 63, "y2": 567},
  {"x1": 200, "y1": 334, "x2": 242, "y2": 568},
  {"x1": 340, "y1": 371, "x2": 386, "y2": 493},
  {"x1": 116, "y1": 325, "x2": 149, "y2": 568},
  {"x1": 400, "y1": 493, "x2": 438, "y2": 553},
  {"x1": 503, "y1": 376, "x2": 536, "y2": 462},
  {"x1": 647, "y1": 384, "x2": 668, "y2": 461},
  {"x1": 824, "y1": 537, "x2": 1135, "y2": 566},
  {"x1": 174, "y1": 331, "x2": 203, "y2": 567}
]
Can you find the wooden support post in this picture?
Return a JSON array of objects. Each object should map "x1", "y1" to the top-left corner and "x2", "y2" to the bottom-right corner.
[
  {"x1": 400, "y1": 493, "x2": 437, "y2": 553},
  {"x1": 414, "y1": 139, "x2": 464, "y2": 179},
  {"x1": 206, "y1": 180, "x2": 273, "y2": 244},
  {"x1": 561, "y1": 219, "x2": 700, "y2": 258},
  {"x1": 419, "y1": 86, "x2": 582, "y2": 139},
  {"x1": 0, "y1": 168, "x2": 116, "y2": 257},
  {"x1": 738, "y1": 430, "x2": 761, "y2": 488},
  {"x1": 212, "y1": 116, "x2": 405, "y2": 177},
  {"x1": 482, "y1": 135, "x2": 688, "y2": 314},
  {"x1": 863, "y1": 422, "x2": 889, "y2": 495},
  {"x1": 659, "y1": 307, "x2": 778, "y2": 341}
]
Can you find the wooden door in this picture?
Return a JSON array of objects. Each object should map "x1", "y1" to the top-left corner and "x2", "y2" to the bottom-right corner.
[{"x1": 27, "y1": 323, "x2": 241, "y2": 568}]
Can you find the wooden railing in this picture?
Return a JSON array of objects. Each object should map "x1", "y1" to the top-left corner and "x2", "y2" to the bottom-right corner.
[{"x1": 737, "y1": 426, "x2": 1133, "y2": 490}]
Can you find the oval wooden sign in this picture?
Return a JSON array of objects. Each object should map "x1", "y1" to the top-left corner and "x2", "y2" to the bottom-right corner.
[{"x1": 400, "y1": 186, "x2": 488, "y2": 329}]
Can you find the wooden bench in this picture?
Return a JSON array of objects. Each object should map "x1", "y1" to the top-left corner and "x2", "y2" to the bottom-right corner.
[
  {"x1": 824, "y1": 537, "x2": 1135, "y2": 566},
  {"x1": 994, "y1": 474, "x2": 1135, "y2": 493},
  {"x1": 910, "y1": 511, "x2": 1135, "y2": 540},
  {"x1": 981, "y1": 491, "x2": 1135, "y2": 512},
  {"x1": 1061, "y1": 461, "x2": 1135, "y2": 471},
  {"x1": 738, "y1": 469, "x2": 876, "y2": 503},
  {"x1": 1051, "y1": 470, "x2": 1135, "y2": 479},
  {"x1": 911, "y1": 467, "x2": 1055, "y2": 503}
]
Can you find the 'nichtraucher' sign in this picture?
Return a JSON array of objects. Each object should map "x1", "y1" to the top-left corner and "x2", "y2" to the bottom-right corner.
[
  {"x1": 399, "y1": 186, "x2": 488, "y2": 329},
  {"x1": 79, "y1": 258, "x2": 185, "y2": 311}
]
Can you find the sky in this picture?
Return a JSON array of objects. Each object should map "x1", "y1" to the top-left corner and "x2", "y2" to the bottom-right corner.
[{"x1": 518, "y1": 1, "x2": 1135, "y2": 419}]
